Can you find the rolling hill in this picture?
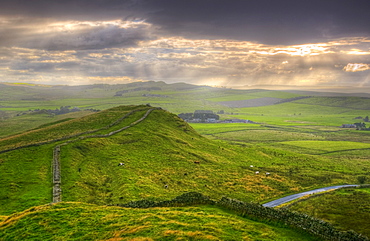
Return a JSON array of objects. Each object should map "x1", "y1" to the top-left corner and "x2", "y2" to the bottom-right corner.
[
  {"x1": 1, "y1": 104, "x2": 366, "y2": 213},
  {"x1": 2, "y1": 81, "x2": 370, "y2": 139},
  {"x1": 0, "y1": 200, "x2": 319, "y2": 241},
  {"x1": 1, "y1": 104, "x2": 369, "y2": 240}
]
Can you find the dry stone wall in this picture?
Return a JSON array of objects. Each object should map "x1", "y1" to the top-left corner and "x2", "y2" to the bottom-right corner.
[
  {"x1": 114, "y1": 192, "x2": 369, "y2": 241},
  {"x1": 50, "y1": 107, "x2": 159, "y2": 203},
  {"x1": 0, "y1": 108, "x2": 152, "y2": 154},
  {"x1": 0, "y1": 106, "x2": 159, "y2": 203}
]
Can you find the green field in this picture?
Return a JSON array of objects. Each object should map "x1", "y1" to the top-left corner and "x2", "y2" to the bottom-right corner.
[
  {"x1": 5, "y1": 105, "x2": 367, "y2": 215},
  {"x1": 1, "y1": 82, "x2": 370, "y2": 239},
  {"x1": 205, "y1": 89, "x2": 300, "y2": 102},
  {"x1": 287, "y1": 187, "x2": 370, "y2": 238},
  {"x1": 2, "y1": 82, "x2": 370, "y2": 138},
  {"x1": 278, "y1": 141, "x2": 370, "y2": 155}
]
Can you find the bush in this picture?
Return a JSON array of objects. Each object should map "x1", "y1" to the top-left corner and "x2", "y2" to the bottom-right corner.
[{"x1": 358, "y1": 176, "x2": 367, "y2": 184}]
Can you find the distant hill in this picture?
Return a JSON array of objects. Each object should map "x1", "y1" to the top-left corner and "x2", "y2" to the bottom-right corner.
[
  {"x1": 2, "y1": 81, "x2": 370, "y2": 138},
  {"x1": 0, "y1": 81, "x2": 206, "y2": 101}
]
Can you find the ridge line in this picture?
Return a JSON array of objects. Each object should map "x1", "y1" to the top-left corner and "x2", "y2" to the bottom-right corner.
[{"x1": 52, "y1": 107, "x2": 159, "y2": 203}]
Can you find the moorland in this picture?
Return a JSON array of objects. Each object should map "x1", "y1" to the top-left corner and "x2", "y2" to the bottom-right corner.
[{"x1": 0, "y1": 81, "x2": 369, "y2": 240}]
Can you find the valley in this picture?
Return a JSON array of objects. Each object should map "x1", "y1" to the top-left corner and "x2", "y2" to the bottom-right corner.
[{"x1": 0, "y1": 82, "x2": 370, "y2": 240}]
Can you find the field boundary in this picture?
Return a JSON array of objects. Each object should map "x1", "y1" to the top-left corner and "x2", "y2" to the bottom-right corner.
[
  {"x1": 112, "y1": 192, "x2": 369, "y2": 241},
  {"x1": 0, "y1": 106, "x2": 159, "y2": 203},
  {"x1": 0, "y1": 107, "x2": 154, "y2": 154},
  {"x1": 218, "y1": 97, "x2": 282, "y2": 108},
  {"x1": 52, "y1": 107, "x2": 158, "y2": 203}
]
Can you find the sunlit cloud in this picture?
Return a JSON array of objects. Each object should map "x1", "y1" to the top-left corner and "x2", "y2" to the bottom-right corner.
[
  {"x1": 343, "y1": 63, "x2": 370, "y2": 72},
  {"x1": 250, "y1": 44, "x2": 334, "y2": 56},
  {"x1": 0, "y1": 18, "x2": 154, "y2": 50},
  {"x1": 341, "y1": 49, "x2": 370, "y2": 55},
  {"x1": 0, "y1": 15, "x2": 369, "y2": 87}
]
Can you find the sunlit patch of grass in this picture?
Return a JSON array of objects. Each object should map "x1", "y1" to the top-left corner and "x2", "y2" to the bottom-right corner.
[{"x1": 0, "y1": 202, "x2": 318, "y2": 240}]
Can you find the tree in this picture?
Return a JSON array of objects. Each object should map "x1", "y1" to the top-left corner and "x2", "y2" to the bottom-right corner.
[{"x1": 354, "y1": 122, "x2": 366, "y2": 130}]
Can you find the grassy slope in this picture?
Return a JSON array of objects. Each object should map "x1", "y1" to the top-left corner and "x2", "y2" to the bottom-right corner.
[
  {"x1": 0, "y1": 202, "x2": 318, "y2": 241},
  {"x1": 0, "y1": 105, "x2": 153, "y2": 214},
  {"x1": 0, "y1": 111, "x2": 94, "y2": 138},
  {"x1": 56, "y1": 107, "x2": 369, "y2": 207},
  {"x1": 1, "y1": 105, "x2": 368, "y2": 217},
  {"x1": 287, "y1": 187, "x2": 370, "y2": 238},
  {"x1": 1, "y1": 83, "x2": 370, "y2": 238}
]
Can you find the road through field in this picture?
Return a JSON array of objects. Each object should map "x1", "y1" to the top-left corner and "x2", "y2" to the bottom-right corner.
[{"x1": 262, "y1": 184, "x2": 359, "y2": 207}]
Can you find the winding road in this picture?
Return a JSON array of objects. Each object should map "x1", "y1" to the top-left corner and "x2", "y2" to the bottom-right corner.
[{"x1": 262, "y1": 184, "x2": 359, "y2": 207}]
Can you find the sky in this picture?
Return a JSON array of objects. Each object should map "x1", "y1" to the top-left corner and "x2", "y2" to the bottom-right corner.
[{"x1": 0, "y1": 0, "x2": 369, "y2": 89}]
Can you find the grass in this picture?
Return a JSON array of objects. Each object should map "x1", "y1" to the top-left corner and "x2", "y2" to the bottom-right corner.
[
  {"x1": 2, "y1": 82, "x2": 370, "y2": 138},
  {"x1": 287, "y1": 187, "x2": 370, "y2": 238},
  {"x1": 0, "y1": 105, "x2": 147, "y2": 151},
  {"x1": 0, "y1": 202, "x2": 319, "y2": 240},
  {"x1": 2, "y1": 105, "x2": 369, "y2": 216},
  {"x1": 0, "y1": 144, "x2": 53, "y2": 215},
  {"x1": 1, "y1": 82, "x2": 370, "y2": 238},
  {"x1": 0, "y1": 111, "x2": 93, "y2": 138},
  {"x1": 201, "y1": 128, "x2": 324, "y2": 144},
  {"x1": 206, "y1": 90, "x2": 301, "y2": 102},
  {"x1": 233, "y1": 102, "x2": 370, "y2": 126},
  {"x1": 294, "y1": 96, "x2": 370, "y2": 110},
  {"x1": 278, "y1": 141, "x2": 370, "y2": 155}
]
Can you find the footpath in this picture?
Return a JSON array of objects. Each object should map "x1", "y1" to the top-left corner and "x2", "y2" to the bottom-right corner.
[
  {"x1": 0, "y1": 106, "x2": 159, "y2": 203},
  {"x1": 52, "y1": 107, "x2": 158, "y2": 202}
]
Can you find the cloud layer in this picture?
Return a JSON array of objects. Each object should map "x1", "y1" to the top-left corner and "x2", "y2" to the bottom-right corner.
[{"x1": 0, "y1": 0, "x2": 369, "y2": 87}]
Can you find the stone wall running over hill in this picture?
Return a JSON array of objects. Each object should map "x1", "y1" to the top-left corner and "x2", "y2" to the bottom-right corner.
[
  {"x1": 52, "y1": 145, "x2": 62, "y2": 203},
  {"x1": 0, "y1": 107, "x2": 154, "y2": 154},
  {"x1": 0, "y1": 106, "x2": 159, "y2": 203},
  {"x1": 51, "y1": 107, "x2": 159, "y2": 203}
]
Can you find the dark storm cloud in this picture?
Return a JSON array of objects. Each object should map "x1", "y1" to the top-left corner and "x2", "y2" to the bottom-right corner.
[
  {"x1": 142, "y1": 0, "x2": 370, "y2": 44},
  {"x1": 0, "y1": 0, "x2": 143, "y2": 20},
  {"x1": 1, "y1": 0, "x2": 369, "y2": 45},
  {"x1": 0, "y1": 0, "x2": 369, "y2": 86}
]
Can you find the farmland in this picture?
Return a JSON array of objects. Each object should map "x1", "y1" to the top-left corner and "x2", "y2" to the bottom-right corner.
[{"x1": 1, "y1": 81, "x2": 370, "y2": 239}]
